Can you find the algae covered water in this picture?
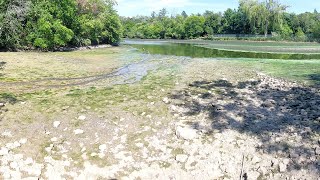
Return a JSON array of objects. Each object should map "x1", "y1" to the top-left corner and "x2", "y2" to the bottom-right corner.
[{"x1": 125, "y1": 40, "x2": 320, "y2": 60}]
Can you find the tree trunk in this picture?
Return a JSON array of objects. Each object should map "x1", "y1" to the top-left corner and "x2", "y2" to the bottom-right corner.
[
  {"x1": 264, "y1": 0, "x2": 270, "y2": 37},
  {"x1": 264, "y1": 20, "x2": 269, "y2": 37}
]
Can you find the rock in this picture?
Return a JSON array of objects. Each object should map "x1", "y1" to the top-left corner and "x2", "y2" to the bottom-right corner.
[
  {"x1": 135, "y1": 143, "x2": 144, "y2": 148},
  {"x1": 90, "y1": 153, "x2": 97, "y2": 157},
  {"x1": 0, "y1": 102, "x2": 4, "y2": 107},
  {"x1": 2, "y1": 131, "x2": 12, "y2": 137},
  {"x1": 74, "y1": 129, "x2": 84, "y2": 135},
  {"x1": 279, "y1": 159, "x2": 290, "y2": 172},
  {"x1": 176, "y1": 126, "x2": 198, "y2": 140},
  {"x1": 279, "y1": 162, "x2": 287, "y2": 172},
  {"x1": 262, "y1": 100, "x2": 273, "y2": 107},
  {"x1": 10, "y1": 161, "x2": 18, "y2": 170},
  {"x1": 0, "y1": 147, "x2": 9, "y2": 156},
  {"x1": 300, "y1": 109, "x2": 308, "y2": 116},
  {"x1": 51, "y1": 137, "x2": 58, "y2": 142},
  {"x1": 45, "y1": 144, "x2": 54, "y2": 153},
  {"x1": 99, "y1": 144, "x2": 107, "y2": 152},
  {"x1": 2, "y1": 172, "x2": 11, "y2": 179},
  {"x1": 25, "y1": 157, "x2": 34, "y2": 165},
  {"x1": 315, "y1": 147, "x2": 320, "y2": 155},
  {"x1": 163, "y1": 97, "x2": 170, "y2": 104},
  {"x1": 18, "y1": 138, "x2": 28, "y2": 145},
  {"x1": 78, "y1": 115, "x2": 86, "y2": 121},
  {"x1": 176, "y1": 154, "x2": 188, "y2": 163},
  {"x1": 252, "y1": 156, "x2": 261, "y2": 164},
  {"x1": 7, "y1": 141, "x2": 21, "y2": 149},
  {"x1": 98, "y1": 153, "x2": 105, "y2": 158},
  {"x1": 53, "y1": 121, "x2": 61, "y2": 128},
  {"x1": 5, "y1": 143, "x2": 13, "y2": 149},
  {"x1": 79, "y1": 142, "x2": 84, "y2": 148}
]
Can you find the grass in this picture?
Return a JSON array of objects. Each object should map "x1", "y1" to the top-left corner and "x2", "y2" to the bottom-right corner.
[
  {"x1": 0, "y1": 92, "x2": 18, "y2": 104},
  {"x1": 200, "y1": 44, "x2": 320, "y2": 54},
  {"x1": 0, "y1": 47, "x2": 128, "y2": 83},
  {"x1": 231, "y1": 59, "x2": 320, "y2": 85}
]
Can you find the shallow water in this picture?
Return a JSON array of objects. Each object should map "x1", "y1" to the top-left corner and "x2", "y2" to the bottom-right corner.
[{"x1": 124, "y1": 40, "x2": 320, "y2": 60}]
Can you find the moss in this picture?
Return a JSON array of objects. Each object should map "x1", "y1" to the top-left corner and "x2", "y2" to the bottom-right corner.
[
  {"x1": 69, "y1": 152, "x2": 85, "y2": 167},
  {"x1": 0, "y1": 92, "x2": 18, "y2": 104},
  {"x1": 159, "y1": 161, "x2": 171, "y2": 168},
  {"x1": 171, "y1": 148, "x2": 185, "y2": 156}
]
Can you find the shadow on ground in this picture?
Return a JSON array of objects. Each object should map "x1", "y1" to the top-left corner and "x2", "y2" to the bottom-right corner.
[
  {"x1": 0, "y1": 60, "x2": 18, "y2": 120},
  {"x1": 308, "y1": 73, "x2": 320, "y2": 86},
  {"x1": 0, "y1": 61, "x2": 5, "y2": 77},
  {"x1": 170, "y1": 77, "x2": 320, "y2": 173}
]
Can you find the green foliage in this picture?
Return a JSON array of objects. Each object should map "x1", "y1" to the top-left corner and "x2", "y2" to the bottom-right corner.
[
  {"x1": 279, "y1": 24, "x2": 293, "y2": 39},
  {"x1": 0, "y1": 0, "x2": 30, "y2": 50},
  {"x1": 203, "y1": 11, "x2": 222, "y2": 35},
  {"x1": 295, "y1": 27, "x2": 306, "y2": 41},
  {"x1": 121, "y1": 1, "x2": 320, "y2": 42},
  {"x1": 0, "y1": 0, "x2": 122, "y2": 50},
  {"x1": 184, "y1": 15, "x2": 205, "y2": 38},
  {"x1": 312, "y1": 22, "x2": 320, "y2": 41}
]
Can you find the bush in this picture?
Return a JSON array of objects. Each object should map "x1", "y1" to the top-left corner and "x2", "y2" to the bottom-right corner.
[{"x1": 295, "y1": 28, "x2": 307, "y2": 42}]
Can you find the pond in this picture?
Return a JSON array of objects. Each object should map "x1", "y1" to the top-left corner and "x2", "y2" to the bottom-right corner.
[{"x1": 124, "y1": 40, "x2": 320, "y2": 60}]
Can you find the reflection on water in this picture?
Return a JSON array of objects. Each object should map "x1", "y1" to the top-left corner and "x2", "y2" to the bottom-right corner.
[{"x1": 125, "y1": 41, "x2": 320, "y2": 60}]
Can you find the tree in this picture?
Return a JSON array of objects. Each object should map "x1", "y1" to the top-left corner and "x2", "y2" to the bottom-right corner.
[
  {"x1": 0, "y1": 0, "x2": 31, "y2": 50},
  {"x1": 295, "y1": 27, "x2": 306, "y2": 41},
  {"x1": 26, "y1": 0, "x2": 76, "y2": 49},
  {"x1": 151, "y1": 11, "x2": 156, "y2": 19},
  {"x1": 158, "y1": 8, "x2": 168, "y2": 19},
  {"x1": 0, "y1": 0, "x2": 122, "y2": 50},
  {"x1": 184, "y1": 15, "x2": 205, "y2": 38},
  {"x1": 311, "y1": 22, "x2": 320, "y2": 41},
  {"x1": 120, "y1": 0, "x2": 320, "y2": 41},
  {"x1": 181, "y1": 11, "x2": 188, "y2": 18},
  {"x1": 203, "y1": 11, "x2": 222, "y2": 35},
  {"x1": 262, "y1": 0, "x2": 288, "y2": 36},
  {"x1": 239, "y1": 0, "x2": 287, "y2": 36},
  {"x1": 239, "y1": 0, "x2": 263, "y2": 34},
  {"x1": 222, "y1": 8, "x2": 239, "y2": 33}
]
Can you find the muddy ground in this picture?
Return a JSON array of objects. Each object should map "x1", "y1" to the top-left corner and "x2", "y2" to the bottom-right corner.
[{"x1": 0, "y1": 46, "x2": 319, "y2": 179}]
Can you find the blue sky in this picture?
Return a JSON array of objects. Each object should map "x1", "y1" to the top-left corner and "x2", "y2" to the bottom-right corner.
[{"x1": 115, "y1": 0, "x2": 320, "y2": 17}]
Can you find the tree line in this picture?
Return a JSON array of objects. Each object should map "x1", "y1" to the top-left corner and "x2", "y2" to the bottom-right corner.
[
  {"x1": 1, "y1": 0, "x2": 320, "y2": 51},
  {"x1": 0, "y1": 0, "x2": 122, "y2": 50},
  {"x1": 121, "y1": 0, "x2": 320, "y2": 41}
]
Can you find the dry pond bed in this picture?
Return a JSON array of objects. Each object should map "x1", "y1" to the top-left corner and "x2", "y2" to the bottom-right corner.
[{"x1": 0, "y1": 46, "x2": 319, "y2": 179}]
